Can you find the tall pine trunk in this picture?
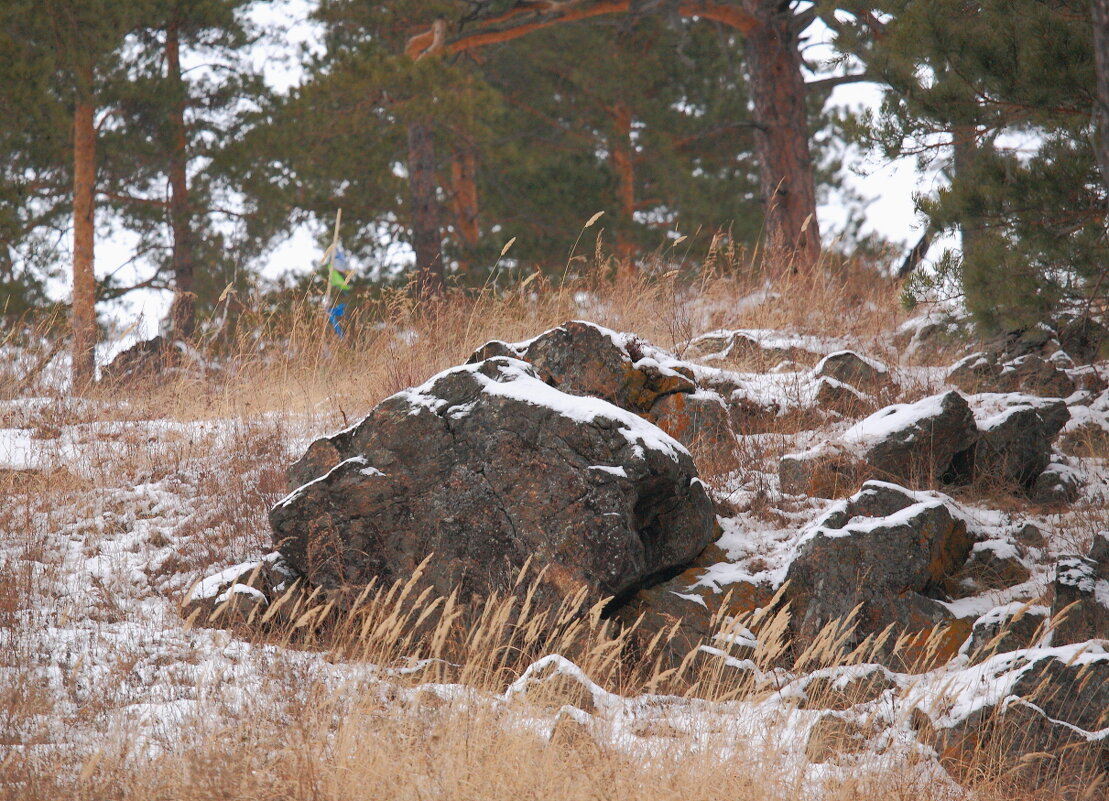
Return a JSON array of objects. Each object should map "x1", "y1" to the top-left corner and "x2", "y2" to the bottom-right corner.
[
  {"x1": 609, "y1": 102, "x2": 637, "y2": 261},
  {"x1": 407, "y1": 121, "x2": 445, "y2": 295},
  {"x1": 745, "y1": 0, "x2": 820, "y2": 265},
  {"x1": 450, "y1": 147, "x2": 480, "y2": 275},
  {"x1": 1093, "y1": 0, "x2": 1109, "y2": 195},
  {"x1": 71, "y1": 70, "x2": 97, "y2": 388},
  {"x1": 166, "y1": 20, "x2": 196, "y2": 338},
  {"x1": 952, "y1": 124, "x2": 981, "y2": 263}
]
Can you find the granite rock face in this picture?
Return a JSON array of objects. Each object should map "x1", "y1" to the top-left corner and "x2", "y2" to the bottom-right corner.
[
  {"x1": 780, "y1": 391, "x2": 978, "y2": 497},
  {"x1": 271, "y1": 357, "x2": 717, "y2": 610},
  {"x1": 783, "y1": 481, "x2": 972, "y2": 667},
  {"x1": 1050, "y1": 531, "x2": 1109, "y2": 645}
]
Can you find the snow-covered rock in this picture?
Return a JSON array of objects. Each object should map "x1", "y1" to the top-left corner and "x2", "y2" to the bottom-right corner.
[{"x1": 271, "y1": 356, "x2": 717, "y2": 608}]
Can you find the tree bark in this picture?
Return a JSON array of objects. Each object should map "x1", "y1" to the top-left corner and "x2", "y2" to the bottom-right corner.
[
  {"x1": 1093, "y1": 0, "x2": 1109, "y2": 196},
  {"x1": 407, "y1": 121, "x2": 445, "y2": 294},
  {"x1": 450, "y1": 147, "x2": 480, "y2": 255},
  {"x1": 744, "y1": 0, "x2": 820, "y2": 265},
  {"x1": 166, "y1": 18, "x2": 196, "y2": 338},
  {"x1": 71, "y1": 70, "x2": 97, "y2": 389},
  {"x1": 952, "y1": 124, "x2": 981, "y2": 262},
  {"x1": 609, "y1": 102, "x2": 637, "y2": 259}
]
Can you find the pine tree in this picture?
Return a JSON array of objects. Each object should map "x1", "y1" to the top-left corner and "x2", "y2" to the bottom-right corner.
[
  {"x1": 0, "y1": 0, "x2": 151, "y2": 386},
  {"x1": 475, "y1": 14, "x2": 763, "y2": 270},
  {"x1": 103, "y1": 0, "x2": 267, "y2": 336},
  {"x1": 829, "y1": 1, "x2": 1107, "y2": 332},
  {"x1": 406, "y1": 1, "x2": 830, "y2": 265}
]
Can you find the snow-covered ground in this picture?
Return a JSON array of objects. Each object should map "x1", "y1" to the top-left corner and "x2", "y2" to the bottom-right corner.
[{"x1": 2, "y1": 314, "x2": 1107, "y2": 798}]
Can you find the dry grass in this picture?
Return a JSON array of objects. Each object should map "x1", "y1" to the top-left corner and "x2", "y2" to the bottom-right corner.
[
  {"x1": 2, "y1": 250, "x2": 1105, "y2": 800},
  {"x1": 45, "y1": 248, "x2": 907, "y2": 422}
]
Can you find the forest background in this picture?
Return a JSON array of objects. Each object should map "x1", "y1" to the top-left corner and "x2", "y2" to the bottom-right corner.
[{"x1": 2, "y1": 0, "x2": 1108, "y2": 386}]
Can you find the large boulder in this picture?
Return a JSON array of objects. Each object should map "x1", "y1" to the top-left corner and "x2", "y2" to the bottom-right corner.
[
  {"x1": 271, "y1": 357, "x2": 717, "y2": 610},
  {"x1": 780, "y1": 391, "x2": 978, "y2": 496},
  {"x1": 467, "y1": 321, "x2": 746, "y2": 450},
  {"x1": 783, "y1": 481, "x2": 972, "y2": 666},
  {"x1": 913, "y1": 646, "x2": 1109, "y2": 790},
  {"x1": 970, "y1": 394, "x2": 1069, "y2": 490}
]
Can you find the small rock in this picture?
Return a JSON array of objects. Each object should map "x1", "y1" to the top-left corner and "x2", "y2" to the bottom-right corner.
[
  {"x1": 965, "y1": 603, "x2": 1049, "y2": 664},
  {"x1": 814, "y1": 350, "x2": 892, "y2": 391},
  {"x1": 1050, "y1": 552, "x2": 1109, "y2": 645},
  {"x1": 797, "y1": 664, "x2": 898, "y2": 711}
]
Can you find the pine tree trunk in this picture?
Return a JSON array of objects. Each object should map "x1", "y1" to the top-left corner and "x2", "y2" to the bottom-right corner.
[
  {"x1": 166, "y1": 20, "x2": 196, "y2": 338},
  {"x1": 952, "y1": 125, "x2": 981, "y2": 262},
  {"x1": 1093, "y1": 0, "x2": 1109, "y2": 195},
  {"x1": 744, "y1": 0, "x2": 820, "y2": 265},
  {"x1": 609, "y1": 102, "x2": 637, "y2": 261},
  {"x1": 450, "y1": 147, "x2": 480, "y2": 271},
  {"x1": 407, "y1": 122, "x2": 445, "y2": 295},
  {"x1": 71, "y1": 74, "x2": 97, "y2": 389}
]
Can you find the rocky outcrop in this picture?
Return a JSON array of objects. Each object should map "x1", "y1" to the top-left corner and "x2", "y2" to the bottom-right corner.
[
  {"x1": 466, "y1": 321, "x2": 750, "y2": 449},
  {"x1": 780, "y1": 391, "x2": 978, "y2": 496},
  {"x1": 948, "y1": 352, "x2": 1076, "y2": 398},
  {"x1": 1050, "y1": 531, "x2": 1109, "y2": 645},
  {"x1": 271, "y1": 357, "x2": 717, "y2": 611},
  {"x1": 970, "y1": 395, "x2": 1069, "y2": 489},
  {"x1": 783, "y1": 481, "x2": 972, "y2": 667}
]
